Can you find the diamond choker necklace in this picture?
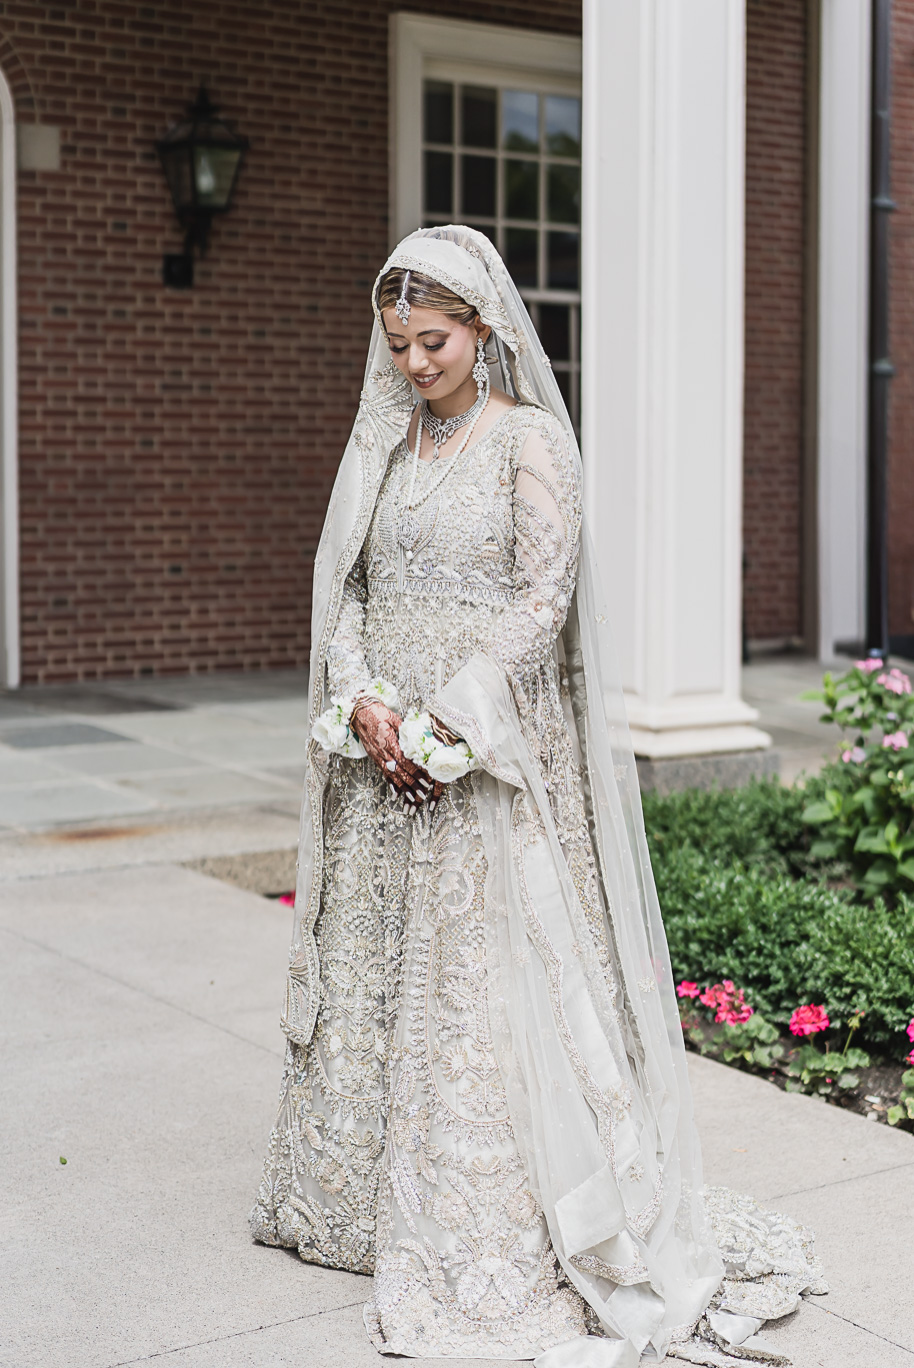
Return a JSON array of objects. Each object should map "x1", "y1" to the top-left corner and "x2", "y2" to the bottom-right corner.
[{"x1": 423, "y1": 382, "x2": 489, "y2": 460}]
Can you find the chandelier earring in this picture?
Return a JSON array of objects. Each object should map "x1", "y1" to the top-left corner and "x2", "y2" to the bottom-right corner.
[{"x1": 472, "y1": 335, "x2": 488, "y2": 398}]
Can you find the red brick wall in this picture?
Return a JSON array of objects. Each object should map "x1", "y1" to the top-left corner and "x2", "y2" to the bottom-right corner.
[
  {"x1": 742, "y1": 0, "x2": 808, "y2": 644},
  {"x1": 3, "y1": 1, "x2": 580, "y2": 682},
  {"x1": 889, "y1": 0, "x2": 914, "y2": 640}
]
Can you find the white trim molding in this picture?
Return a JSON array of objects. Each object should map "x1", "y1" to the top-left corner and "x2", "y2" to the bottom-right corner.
[
  {"x1": 582, "y1": 0, "x2": 769, "y2": 759},
  {"x1": 816, "y1": 0, "x2": 871, "y2": 661},
  {"x1": 389, "y1": 12, "x2": 581, "y2": 246},
  {"x1": 0, "y1": 66, "x2": 19, "y2": 688}
]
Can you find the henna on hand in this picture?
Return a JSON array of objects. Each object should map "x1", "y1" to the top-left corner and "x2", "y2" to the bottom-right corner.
[
  {"x1": 429, "y1": 714, "x2": 463, "y2": 749},
  {"x1": 350, "y1": 698, "x2": 435, "y2": 812}
]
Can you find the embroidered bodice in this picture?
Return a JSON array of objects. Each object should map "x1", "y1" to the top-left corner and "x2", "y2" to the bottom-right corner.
[{"x1": 326, "y1": 403, "x2": 582, "y2": 718}]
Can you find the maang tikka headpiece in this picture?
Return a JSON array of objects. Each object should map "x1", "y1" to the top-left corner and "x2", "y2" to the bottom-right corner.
[{"x1": 395, "y1": 271, "x2": 411, "y2": 325}]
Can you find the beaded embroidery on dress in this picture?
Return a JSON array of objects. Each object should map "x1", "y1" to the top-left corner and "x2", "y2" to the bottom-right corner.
[
  {"x1": 253, "y1": 408, "x2": 591, "y2": 1358},
  {"x1": 251, "y1": 226, "x2": 826, "y2": 1366}
]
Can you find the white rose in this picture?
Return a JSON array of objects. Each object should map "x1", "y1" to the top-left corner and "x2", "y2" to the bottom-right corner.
[
  {"x1": 312, "y1": 711, "x2": 350, "y2": 751},
  {"x1": 336, "y1": 729, "x2": 367, "y2": 759},
  {"x1": 398, "y1": 709, "x2": 433, "y2": 762},
  {"x1": 364, "y1": 677, "x2": 401, "y2": 711},
  {"x1": 424, "y1": 742, "x2": 472, "y2": 783}
]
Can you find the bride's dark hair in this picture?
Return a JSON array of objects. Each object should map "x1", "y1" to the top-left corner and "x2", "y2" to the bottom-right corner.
[{"x1": 376, "y1": 268, "x2": 477, "y2": 328}]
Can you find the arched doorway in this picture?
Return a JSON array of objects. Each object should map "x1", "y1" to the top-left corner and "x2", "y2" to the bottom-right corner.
[{"x1": 0, "y1": 64, "x2": 18, "y2": 688}]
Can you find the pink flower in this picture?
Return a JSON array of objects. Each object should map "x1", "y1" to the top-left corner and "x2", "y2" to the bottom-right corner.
[
  {"x1": 882, "y1": 731, "x2": 909, "y2": 751},
  {"x1": 278, "y1": 892, "x2": 295, "y2": 907},
  {"x1": 906, "y1": 1019, "x2": 914, "y2": 1044},
  {"x1": 677, "y1": 981, "x2": 700, "y2": 999},
  {"x1": 842, "y1": 746, "x2": 866, "y2": 763},
  {"x1": 906, "y1": 1050, "x2": 914, "y2": 1067},
  {"x1": 716, "y1": 984, "x2": 753, "y2": 1025},
  {"x1": 789, "y1": 1004, "x2": 830, "y2": 1037},
  {"x1": 877, "y1": 668, "x2": 912, "y2": 696},
  {"x1": 697, "y1": 980, "x2": 754, "y2": 1024},
  {"x1": 856, "y1": 658, "x2": 884, "y2": 673},
  {"x1": 718, "y1": 999, "x2": 754, "y2": 1026}
]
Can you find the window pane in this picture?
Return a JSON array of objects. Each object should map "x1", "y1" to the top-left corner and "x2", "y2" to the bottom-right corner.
[
  {"x1": 502, "y1": 90, "x2": 539, "y2": 152},
  {"x1": 424, "y1": 80, "x2": 453, "y2": 145},
  {"x1": 548, "y1": 230, "x2": 579, "y2": 290},
  {"x1": 545, "y1": 95, "x2": 581, "y2": 157},
  {"x1": 462, "y1": 86, "x2": 497, "y2": 148},
  {"x1": 539, "y1": 303, "x2": 570, "y2": 361},
  {"x1": 424, "y1": 150, "x2": 453, "y2": 215},
  {"x1": 505, "y1": 227, "x2": 538, "y2": 288},
  {"x1": 547, "y1": 163, "x2": 580, "y2": 225},
  {"x1": 462, "y1": 154, "x2": 496, "y2": 218},
  {"x1": 504, "y1": 159, "x2": 539, "y2": 221}
]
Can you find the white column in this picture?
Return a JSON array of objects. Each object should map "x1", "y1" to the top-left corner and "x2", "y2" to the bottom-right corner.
[
  {"x1": 817, "y1": 0, "x2": 871, "y2": 662},
  {"x1": 581, "y1": 0, "x2": 768, "y2": 760}
]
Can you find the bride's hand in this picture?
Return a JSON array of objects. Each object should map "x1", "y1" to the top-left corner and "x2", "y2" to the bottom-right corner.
[
  {"x1": 350, "y1": 699, "x2": 437, "y2": 812},
  {"x1": 429, "y1": 714, "x2": 463, "y2": 749}
]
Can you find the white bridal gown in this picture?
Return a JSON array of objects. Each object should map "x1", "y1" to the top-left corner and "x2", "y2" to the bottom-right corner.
[{"x1": 251, "y1": 404, "x2": 825, "y2": 1364}]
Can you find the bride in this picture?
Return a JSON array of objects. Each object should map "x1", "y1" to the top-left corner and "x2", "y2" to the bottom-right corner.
[{"x1": 251, "y1": 225, "x2": 824, "y2": 1366}]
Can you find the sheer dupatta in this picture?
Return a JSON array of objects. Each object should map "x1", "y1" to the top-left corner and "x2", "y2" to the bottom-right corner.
[{"x1": 282, "y1": 226, "x2": 723, "y2": 1364}]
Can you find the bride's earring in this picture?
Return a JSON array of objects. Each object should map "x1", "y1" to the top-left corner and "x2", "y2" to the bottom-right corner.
[{"x1": 472, "y1": 336, "x2": 488, "y2": 397}]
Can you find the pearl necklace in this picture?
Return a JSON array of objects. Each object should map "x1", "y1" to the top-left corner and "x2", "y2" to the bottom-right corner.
[{"x1": 396, "y1": 378, "x2": 490, "y2": 557}]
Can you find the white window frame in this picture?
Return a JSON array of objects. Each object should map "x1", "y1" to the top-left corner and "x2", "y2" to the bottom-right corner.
[{"x1": 389, "y1": 12, "x2": 582, "y2": 247}]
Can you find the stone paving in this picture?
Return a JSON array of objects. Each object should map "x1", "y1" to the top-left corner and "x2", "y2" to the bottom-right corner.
[
  {"x1": 0, "y1": 670, "x2": 309, "y2": 845},
  {"x1": 0, "y1": 657, "x2": 837, "y2": 862},
  {"x1": 2, "y1": 658, "x2": 913, "y2": 1368}
]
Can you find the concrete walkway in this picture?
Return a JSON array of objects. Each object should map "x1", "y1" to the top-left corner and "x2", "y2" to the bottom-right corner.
[
  {"x1": 1, "y1": 861, "x2": 912, "y2": 1368},
  {"x1": 0, "y1": 669, "x2": 309, "y2": 839},
  {"x1": 1, "y1": 660, "x2": 912, "y2": 1367},
  {"x1": 0, "y1": 657, "x2": 844, "y2": 865}
]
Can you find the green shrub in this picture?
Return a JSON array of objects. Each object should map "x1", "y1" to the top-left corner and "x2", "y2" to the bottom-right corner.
[
  {"x1": 649, "y1": 838, "x2": 914, "y2": 1051},
  {"x1": 642, "y1": 777, "x2": 841, "y2": 883},
  {"x1": 801, "y1": 660, "x2": 914, "y2": 897}
]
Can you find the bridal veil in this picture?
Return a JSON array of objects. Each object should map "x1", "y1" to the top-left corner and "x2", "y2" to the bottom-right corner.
[{"x1": 278, "y1": 225, "x2": 816, "y2": 1365}]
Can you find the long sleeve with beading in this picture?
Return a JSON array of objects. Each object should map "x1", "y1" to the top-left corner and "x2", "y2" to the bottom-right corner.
[
  {"x1": 325, "y1": 548, "x2": 374, "y2": 700},
  {"x1": 490, "y1": 413, "x2": 582, "y2": 694}
]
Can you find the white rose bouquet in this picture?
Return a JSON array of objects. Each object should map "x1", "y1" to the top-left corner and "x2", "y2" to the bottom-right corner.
[
  {"x1": 397, "y1": 707, "x2": 479, "y2": 783},
  {"x1": 311, "y1": 678, "x2": 401, "y2": 759}
]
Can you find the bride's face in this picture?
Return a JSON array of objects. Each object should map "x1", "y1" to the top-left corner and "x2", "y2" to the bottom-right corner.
[{"x1": 382, "y1": 304, "x2": 482, "y2": 400}]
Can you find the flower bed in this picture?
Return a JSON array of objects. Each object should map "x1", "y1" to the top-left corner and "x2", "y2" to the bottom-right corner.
[
  {"x1": 673, "y1": 975, "x2": 914, "y2": 1127},
  {"x1": 642, "y1": 735, "x2": 914, "y2": 1130}
]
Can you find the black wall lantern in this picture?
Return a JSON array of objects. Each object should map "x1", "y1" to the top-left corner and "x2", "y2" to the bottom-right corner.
[{"x1": 156, "y1": 86, "x2": 249, "y2": 288}]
